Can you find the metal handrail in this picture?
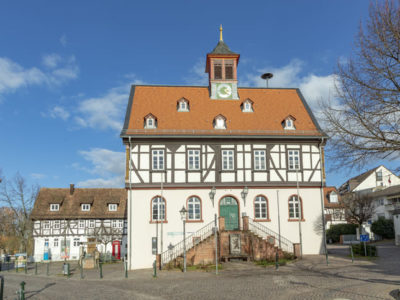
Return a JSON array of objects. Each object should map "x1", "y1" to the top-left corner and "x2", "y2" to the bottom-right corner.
[
  {"x1": 248, "y1": 218, "x2": 294, "y2": 253},
  {"x1": 161, "y1": 220, "x2": 215, "y2": 265}
]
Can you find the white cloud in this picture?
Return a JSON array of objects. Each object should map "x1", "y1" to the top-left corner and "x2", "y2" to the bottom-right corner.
[
  {"x1": 47, "y1": 106, "x2": 70, "y2": 120},
  {"x1": 185, "y1": 59, "x2": 208, "y2": 86},
  {"x1": 74, "y1": 77, "x2": 144, "y2": 131},
  {"x1": 75, "y1": 148, "x2": 125, "y2": 188},
  {"x1": 60, "y1": 34, "x2": 67, "y2": 47},
  {"x1": 31, "y1": 173, "x2": 46, "y2": 179},
  {"x1": 0, "y1": 55, "x2": 79, "y2": 96},
  {"x1": 42, "y1": 54, "x2": 62, "y2": 68},
  {"x1": 241, "y1": 59, "x2": 337, "y2": 110}
]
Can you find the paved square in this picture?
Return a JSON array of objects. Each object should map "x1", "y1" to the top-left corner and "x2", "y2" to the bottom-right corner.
[{"x1": 1, "y1": 242, "x2": 399, "y2": 299}]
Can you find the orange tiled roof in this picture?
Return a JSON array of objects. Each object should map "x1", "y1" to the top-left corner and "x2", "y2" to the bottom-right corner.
[
  {"x1": 323, "y1": 186, "x2": 343, "y2": 208},
  {"x1": 121, "y1": 85, "x2": 325, "y2": 137}
]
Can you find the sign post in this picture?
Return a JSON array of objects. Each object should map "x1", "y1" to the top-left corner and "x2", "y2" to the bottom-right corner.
[{"x1": 360, "y1": 234, "x2": 369, "y2": 256}]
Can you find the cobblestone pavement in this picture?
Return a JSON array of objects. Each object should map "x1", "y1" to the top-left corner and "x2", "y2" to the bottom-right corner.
[{"x1": 1, "y1": 242, "x2": 400, "y2": 299}]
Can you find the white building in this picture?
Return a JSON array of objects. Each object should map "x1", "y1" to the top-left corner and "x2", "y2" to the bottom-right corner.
[
  {"x1": 31, "y1": 185, "x2": 127, "y2": 261},
  {"x1": 121, "y1": 30, "x2": 328, "y2": 270}
]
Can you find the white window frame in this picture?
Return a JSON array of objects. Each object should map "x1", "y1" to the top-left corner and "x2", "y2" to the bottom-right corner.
[
  {"x1": 242, "y1": 101, "x2": 253, "y2": 112},
  {"x1": 254, "y1": 196, "x2": 268, "y2": 219},
  {"x1": 178, "y1": 100, "x2": 189, "y2": 112},
  {"x1": 145, "y1": 117, "x2": 156, "y2": 129},
  {"x1": 214, "y1": 117, "x2": 226, "y2": 129},
  {"x1": 44, "y1": 221, "x2": 50, "y2": 229},
  {"x1": 81, "y1": 204, "x2": 91, "y2": 211},
  {"x1": 89, "y1": 220, "x2": 95, "y2": 228},
  {"x1": 50, "y1": 204, "x2": 59, "y2": 211},
  {"x1": 54, "y1": 220, "x2": 60, "y2": 229},
  {"x1": 188, "y1": 149, "x2": 200, "y2": 170},
  {"x1": 284, "y1": 118, "x2": 295, "y2": 130},
  {"x1": 288, "y1": 150, "x2": 300, "y2": 170},
  {"x1": 376, "y1": 170, "x2": 383, "y2": 181},
  {"x1": 118, "y1": 220, "x2": 123, "y2": 228},
  {"x1": 73, "y1": 238, "x2": 80, "y2": 247},
  {"x1": 222, "y1": 150, "x2": 234, "y2": 170},
  {"x1": 289, "y1": 195, "x2": 301, "y2": 219},
  {"x1": 54, "y1": 238, "x2": 59, "y2": 247},
  {"x1": 152, "y1": 197, "x2": 165, "y2": 222},
  {"x1": 254, "y1": 150, "x2": 266, "y2": 170},
  {"x1": 329, "y1": 192, "x2": 338, "y2": 203},
  {"x1": 187, "y1": 197, "x2": 201, "y2": 221},
  {"x1": 108, "y1": 204, "x2": 118, "y2": 211},
  {"x1": 79, "y1": 220, "x2": 85, "y2": 228},
  {"x1": 152, "y1": 149, "x2": 165, "y2": 170}
]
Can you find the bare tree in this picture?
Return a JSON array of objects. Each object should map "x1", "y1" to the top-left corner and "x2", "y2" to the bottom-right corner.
[
  {"x1": 0, "y1": 173, "x2": 39, "y2": 253},
  {"x1": 342, "y1": 192, "x2": 375, "y2": 227},
  {"x1": 322, "y1": 0, "x2": 400, "y2": 169},
  {"x1": 92, "y1": 223, "x2": 122, "y2": 255}
]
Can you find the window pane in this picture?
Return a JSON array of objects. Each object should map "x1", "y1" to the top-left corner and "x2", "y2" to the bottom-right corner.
[
  {"x1": 214, "y1": 65, "x2": 222, "y2": 79},
  {"x1": 225, "y1": 65, "x2": 233, "y2": 79}
]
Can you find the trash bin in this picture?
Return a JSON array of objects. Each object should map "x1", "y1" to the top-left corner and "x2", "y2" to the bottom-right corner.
[{"x1": 63, "y1": 263, "x2": 69, "y2": 275}]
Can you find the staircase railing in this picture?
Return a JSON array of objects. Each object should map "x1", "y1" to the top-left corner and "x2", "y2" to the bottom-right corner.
[
  {"x1": 161, "y1": 220, "x2": 215, "y2": 265},
  {"x1": 248, "y1": 218, "x2": 294, "y2": 253}
]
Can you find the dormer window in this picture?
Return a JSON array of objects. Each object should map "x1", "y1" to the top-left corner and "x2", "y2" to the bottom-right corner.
[
  {"x1": 282, "y1": 115, "x2": 296, "y2": 130},
  {"x1": 213, "y1": 115, "x2": 226, "y2": 129},
  {"x1": 109, "y1": 204, "x2": 118, "y2": 211},
  {"x1": 329, "y1": 191, "x2": 338, "y2": 203},
  {"x1": 177, "y1": 98, "x2": 189, "y2": 112},
  {"x1": 144, "y1": 114, "x2": 157, "y2": 129},
  {"x1": 241, "y1": 99, "x2": 254, "y2": 112},
  {"x1": 81, "y1": 204, "x2": 91, "y2": 211},
  {"x1": 50, "y1": 204, "x2": 59, "y2": 211}
]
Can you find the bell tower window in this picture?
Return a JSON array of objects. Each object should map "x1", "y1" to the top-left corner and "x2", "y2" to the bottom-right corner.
[
  {"x1": 214, "y1": 60, "x2": 222, "y2": 80},
  {"x1": 225, "y1": 60, "x2": 233, "y2": 79}
]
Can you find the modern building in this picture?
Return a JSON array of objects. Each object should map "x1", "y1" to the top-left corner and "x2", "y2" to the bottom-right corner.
[
  {"x1": 31, "y1": 185, "x2": 127, "y2": 261},
  {"x1": 323, "y1": 187, "x2": 346, "y2": 229},
  {"x1": 121, "y1": 29, "x2": 328, "y2": 270}
]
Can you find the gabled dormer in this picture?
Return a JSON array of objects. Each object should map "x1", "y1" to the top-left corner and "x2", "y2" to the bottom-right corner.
[
  {"x1": 206, "y1": 25, "x2": 240, "y2": 100},
  {"x1": 213, "y1": 114, "x2": 227, "y2": 129},
  {"x1": 144, "y1": 113, "x2": 157, "y2": 129},
  {"x1": 241, "y1": 99, "x2": 254, "y2": 112},
  {"x1": 177, "y1": 98, "x2": 189, "y2": 112},
  {"x1": 282, "y1": 115, "x2": 296, "y2": 130}
]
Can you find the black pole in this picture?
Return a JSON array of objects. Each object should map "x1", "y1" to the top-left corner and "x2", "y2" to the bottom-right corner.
[
  {"x1": 19, "y1": 281, "x2": 25, "y2": 300},
  {"x1": 275, "y1": 251, "x2": 279, "y2": 270},
  {"x1": 46, "y1": 263, "x2": 49, "y2": 276},
  {"x1": 0, "y1": 275, "x2": 4, "y2": 300},
  {"x1": 35, "y1": 263, "x2": 37, "y2": 275},
  {"x1": 99, "y1": 262, "x2": 103, "y2": 279}
]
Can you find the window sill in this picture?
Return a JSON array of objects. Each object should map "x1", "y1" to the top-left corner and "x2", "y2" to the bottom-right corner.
[
  {"x1": 150, "y1": 170, "x2": 167, "y2": 173},
  {"x1": 186, "y1": 170, "x2": 201, "y2": 173},
  {"x1": 219, "y1": 170, "x2": 235, "y2": 173},
  {"x1": 252, "y1": 169, "x2": 269, "y2": 173},
  {"x1": 186, "y1": 219, "x2": 204, "y2": 223},
  {"x1": 287, "y1": 170, "x2": 303, "y2": 173},
  {"x1": 287, "y1": 219, "x2": 305, "y2": 222},
  {"x1": 253, "y1": 219, "x2": 271, "y2": 222},
  {"x1": 149, "y1": 220, "x2": 168, "y2": 224}
]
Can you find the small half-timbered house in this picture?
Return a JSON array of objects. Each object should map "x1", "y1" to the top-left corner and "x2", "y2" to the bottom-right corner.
[
  {"x1": 31, "y1": 185, "x2": 127, "y2": 261},
  {"x1": 121, "y1": 29, "x2": 328, "y2": 270}
]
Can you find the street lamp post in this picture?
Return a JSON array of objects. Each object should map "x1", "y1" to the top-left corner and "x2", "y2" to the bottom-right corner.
[{"x1": 179, "y1": 206, "x2": 187, "y2": 273}]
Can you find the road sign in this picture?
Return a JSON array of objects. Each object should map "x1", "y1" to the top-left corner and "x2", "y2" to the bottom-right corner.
[{"x1": 360, "y1": 234, "x2": 369, "y2": 242}]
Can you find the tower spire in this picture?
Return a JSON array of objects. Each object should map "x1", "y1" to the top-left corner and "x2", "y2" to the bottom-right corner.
[{"x1": 219, "y1": 24, "x2": 223, "y2": 41}]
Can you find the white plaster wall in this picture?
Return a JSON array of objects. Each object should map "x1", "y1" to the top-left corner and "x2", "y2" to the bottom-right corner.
[
  {"x1": 128, "y1": 187, "x2": 324, "y2": 270},
  {"x1": 354, "y1": 166, "x2": 400, "y2": 191}
]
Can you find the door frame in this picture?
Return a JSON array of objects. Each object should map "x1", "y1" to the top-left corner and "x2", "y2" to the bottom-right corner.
[{"x1": 218, "y1": 195, "x2": 241, "y2": 230}]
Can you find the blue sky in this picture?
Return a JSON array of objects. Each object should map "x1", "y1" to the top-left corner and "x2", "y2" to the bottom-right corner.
[{"x1": 0, "y1": 0, "x2": 392, "y2": 189}]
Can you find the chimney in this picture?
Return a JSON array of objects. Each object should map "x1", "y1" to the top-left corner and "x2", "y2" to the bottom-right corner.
[{"x1": 70, "y1": 184, "x2": 75, "y2": 195}]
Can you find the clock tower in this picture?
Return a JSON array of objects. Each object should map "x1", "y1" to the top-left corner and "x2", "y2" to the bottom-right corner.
[{"x1": 206, "y1": 25, "x2": 240, "y2": 100}]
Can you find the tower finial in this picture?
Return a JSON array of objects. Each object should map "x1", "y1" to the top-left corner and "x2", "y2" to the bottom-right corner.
[{"x1": 219, "y1": 24, "x2": 223, "y2": 41}]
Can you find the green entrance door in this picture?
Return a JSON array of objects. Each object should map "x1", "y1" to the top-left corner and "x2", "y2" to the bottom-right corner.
[{"x1": 220, "y1": 196, "x2": 239, "y2": 230}]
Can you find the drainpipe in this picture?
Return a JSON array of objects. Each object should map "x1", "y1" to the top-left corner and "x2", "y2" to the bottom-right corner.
[
  {"x1": 319, "y1": 137, "x2": 329, "y2": 264},
  {"x1": 128, "y1": 137, "x2": 133, "y2": 270}
]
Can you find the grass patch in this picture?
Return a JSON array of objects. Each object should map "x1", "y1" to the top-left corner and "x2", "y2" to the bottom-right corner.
[
  {"x1": 164, "y1": 262, "x2": 222, "y2": 272},
  {"x1": 347, "y1": 254, "x2": 378, "y2": 261}
]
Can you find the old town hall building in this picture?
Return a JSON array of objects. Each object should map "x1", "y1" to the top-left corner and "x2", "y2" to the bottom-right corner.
[{"x1": 121, "y1": 29, "x2": 328, "y2": 270}]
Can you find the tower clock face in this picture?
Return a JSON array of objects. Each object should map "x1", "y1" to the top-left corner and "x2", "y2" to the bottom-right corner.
[{"x1": 216, "y1": 83, "x2": 232, "y2": 99}]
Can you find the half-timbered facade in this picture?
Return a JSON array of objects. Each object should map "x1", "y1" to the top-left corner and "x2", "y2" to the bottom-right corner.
[
  {"x1": 121, "y1": 29, "x2": 328, "y2": 270},
  {"x1": 31, "y1": 185, "x2": 127, "y2": 261}
]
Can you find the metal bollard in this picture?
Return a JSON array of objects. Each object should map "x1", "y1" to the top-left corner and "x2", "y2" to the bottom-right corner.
[
  {"x1": 0, "y1": 261, "x2": 2, "y2": 272},
  {"x1": 275, "y1": 251, "x2": 279, "y2": 270},
  {"x1": 99, "y1": 262, "x2": 103, "y2": 279},
  {"x1": 46, "y1": 263, "x2": 49, "y2": 276},
  {"x1": 24, "y1": 261, "x2": 27, "y2": 274},
  {"x1": 80, "y1": 264, "x2": 83, "y2": 279},
  {"x1": 350, "y1": 245, "x2": 354, "y2": 263},
  {"x1": 0, "y1": 275, "x2": 4, "y2": 300},
  {"x1": 153, "y1": 260, "x2": 157, "y2": 278},
  {"x1": 35, "y1": 263, "x2": 37, "y2": 275},
  {"x1": 19, "y1": 281, "x2": 25, "y2": 300},
  {"x1": 7, "y1": 262, "x2": 9, "y2": 272},
  {"x1": 16, "y1": 262, "x2": 18, "y2": 273}
]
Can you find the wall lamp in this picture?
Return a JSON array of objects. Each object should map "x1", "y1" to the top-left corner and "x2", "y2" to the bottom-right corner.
[
  {"x1": 241, "y1": 186, "x2": 249, "y2": 206},
  {"x1": 209, "y1": 186, "x2": 216, "y2": 207}
]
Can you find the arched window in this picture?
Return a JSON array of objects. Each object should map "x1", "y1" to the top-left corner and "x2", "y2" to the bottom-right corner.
[
  {"x1": 151, "y1": 196, "x2": 166, "y2": 222},
  {"x1": 187, "y1": 196, "x2": 201, "y2": 221},
  {"x1": 288, "y1": 195, "x2": 302, "y2": 220},
  {"x1": 254, "y1": 196, "x2": 268, "y2": 220}
]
